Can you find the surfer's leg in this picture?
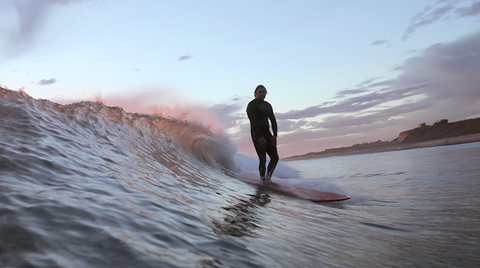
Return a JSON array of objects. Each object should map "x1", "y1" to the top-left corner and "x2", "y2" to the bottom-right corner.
[
  {"x1": 258, "y1": 154, "x2": 267, "y2": 180},
  {"x1": 253, "y1": 139, "x2": 267, "y2": 179},
  {"x1": 266, "y1": 144, "x2": 279, "y2": 180}
]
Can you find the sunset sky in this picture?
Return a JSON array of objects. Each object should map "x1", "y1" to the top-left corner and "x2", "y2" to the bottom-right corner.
[{"x1": 1, "y1": 0, "x2": 479, "y2": 157}]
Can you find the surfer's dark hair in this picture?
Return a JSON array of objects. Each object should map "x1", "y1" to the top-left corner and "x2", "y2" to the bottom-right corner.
[{"x1": 255, "y1": 85, "x2": 267, "y2": 93}]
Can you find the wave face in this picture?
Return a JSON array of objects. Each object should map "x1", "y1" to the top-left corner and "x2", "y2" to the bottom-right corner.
[{"x1": 0, "y1": 88, "x2": 267, "y2": 267}]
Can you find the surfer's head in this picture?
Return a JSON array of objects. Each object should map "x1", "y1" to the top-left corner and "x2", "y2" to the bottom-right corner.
[{"x1": 254, "y1": 85, "x2": 267, "y2": 100}]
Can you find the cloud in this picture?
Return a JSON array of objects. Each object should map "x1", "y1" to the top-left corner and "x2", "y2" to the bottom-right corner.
[
  {"x1": 276, "y1": 82, "x2": 428, "y2": 121},
  {"x1": 397, "y1": 31, "x2": 480, "y2": 107},
  {"x1": 455, "y1": 1, "x2": 480, "y2": 17},
  {"x1": 403, "y1": 4, "x2": 455, "y2": 41},
  {"x1": 281, "y1": 30, "x2": 480, "y2": 121},
  {"x1": 354, "y1": 76, "x2": 383, "y2": 87},
  {"x1": 208, "y1": 103, "x2": 245, "y2": 129},
  {"x1": 370, "y1": 39, "x2": 388, "y2": 46},
  {"x1": 230, "y1": 95, "x2": 242, "y2": 102},
  {"x1": 368, "y1": 79, "x2": 395, "y2": 88},
  {"x1": 0, "y1": 0, "x2": 83, "y2": 57},
  {"x1": 178, "y1": 54, "x2": 193, "y2": 62},
  {"x1": 335, "y1": 87, "x2": 369, "y2": 97},
  {"x1": 38, "y1": 78, "x2": 57, "y2": 85},
  {"x1": 334, "y1": 79, "x2": 395, "y2": 98},
  {"x1": 402, "y1": 1, "x2": 480, "y2": 41}
]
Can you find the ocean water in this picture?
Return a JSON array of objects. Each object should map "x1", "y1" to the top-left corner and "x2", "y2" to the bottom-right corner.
[{"x1": 1, "y1": 88, "x2": 480, "y2": 268}]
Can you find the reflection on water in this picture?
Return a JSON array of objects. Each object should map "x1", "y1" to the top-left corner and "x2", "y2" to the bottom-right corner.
[{"x1": 212, "y1": 189, "x2": 270, "y2": 237}]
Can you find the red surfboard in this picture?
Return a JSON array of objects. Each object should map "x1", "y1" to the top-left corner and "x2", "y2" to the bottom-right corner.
[{"x1": 235, "y1": 176, "x2": 350, "y2": 202}]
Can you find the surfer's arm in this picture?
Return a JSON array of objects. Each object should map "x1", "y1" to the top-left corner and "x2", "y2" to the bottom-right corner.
[
  {"x1": 246, "y1": 104, "x2": 262, "y2": 138},
  {"x1": 269, "y1": 104, "x2": 278, "y2": 137},
  {"x1": 267, "y1": 104, "x2": 278, "y2": 146},
  {"x1": 270, "y1": 119, "x2": 277, "y2": 146}
]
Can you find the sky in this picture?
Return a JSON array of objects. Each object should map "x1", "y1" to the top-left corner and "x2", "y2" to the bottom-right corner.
[{"x1": 1, "y1": 0, "x2": 480, "y2": 158}]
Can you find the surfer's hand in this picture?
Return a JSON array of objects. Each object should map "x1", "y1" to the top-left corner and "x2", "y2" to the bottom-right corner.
[
  {"x1": 258, "y1": 137, "x2": 267, "y2": 148},
  {"x1": 271, "y1": 135, "x2": 277, "y2": 146}
]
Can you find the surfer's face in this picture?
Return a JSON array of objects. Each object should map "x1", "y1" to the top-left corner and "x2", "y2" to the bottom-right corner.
[{"x1": 255, "y1": 89, "x2": 267, "y2": 100}]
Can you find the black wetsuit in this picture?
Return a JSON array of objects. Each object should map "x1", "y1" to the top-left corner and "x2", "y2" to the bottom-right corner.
[{"x1": 246, "y1": 98, "x2": 279, "y2": 178}]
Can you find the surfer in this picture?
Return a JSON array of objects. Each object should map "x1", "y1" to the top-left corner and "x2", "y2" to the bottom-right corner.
[{"x1": 247, "y1": 85, "x2": 279, "y2": 184}]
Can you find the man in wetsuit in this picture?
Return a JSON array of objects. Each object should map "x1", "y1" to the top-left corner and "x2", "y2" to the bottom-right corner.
[{"x1": 246, "y1": 85, "x2": 279, "y2": 184}]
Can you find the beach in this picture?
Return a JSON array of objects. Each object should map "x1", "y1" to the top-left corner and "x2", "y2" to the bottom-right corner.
[{"x1": 283, "y1": 133, "x2": 480, "y2": 161}]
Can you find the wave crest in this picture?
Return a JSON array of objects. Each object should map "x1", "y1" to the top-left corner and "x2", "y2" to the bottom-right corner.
[{"x1": 0, "y1": 87, "x2": 237, "y2": 171}]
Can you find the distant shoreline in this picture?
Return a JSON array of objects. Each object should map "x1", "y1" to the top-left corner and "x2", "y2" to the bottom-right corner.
[{"x1": 282, "y1": 133, "x2": 480, "y2": 161}]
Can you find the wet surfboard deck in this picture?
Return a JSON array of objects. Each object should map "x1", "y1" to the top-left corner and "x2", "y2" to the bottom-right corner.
[{"x1": 235, "y1": 176, "x2": 350, "y2": 202}]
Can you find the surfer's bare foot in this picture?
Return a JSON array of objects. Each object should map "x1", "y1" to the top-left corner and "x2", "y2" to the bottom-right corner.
[
  {"x1": 264, "y1": 175, "x2": 272, "y2": 185},
  {"x1": 260, "y1": 176, "x2": 269, "y2": 185}
]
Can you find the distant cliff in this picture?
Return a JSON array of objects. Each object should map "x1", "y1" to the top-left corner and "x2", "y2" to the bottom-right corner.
[
  {"x1": 395, "y1": 118, "x2": 480, "y2": 144},
  {"x1": 283, "y1": 117, "x2": 480, "y2": 161}
]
